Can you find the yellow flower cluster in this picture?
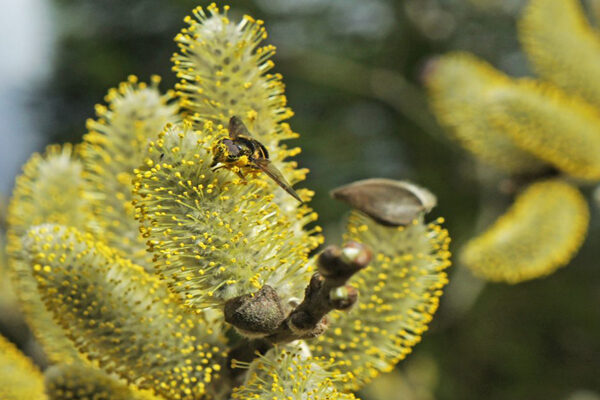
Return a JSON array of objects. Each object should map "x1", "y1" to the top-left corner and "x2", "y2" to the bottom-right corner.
[
  {"x1": 427, "y1": 53, "x2": 544, "y2": 174},
  {"x1": 7, "y1": 144, "x2": 168, "y2": 398},
  {"x1": 83, "y1": 76, "x2": 179, "y2": 267},
  {"x1": 44, "y1": 363, "x2": 156, "y2": 400},
  {"x1": 4, "y1": 4, "x2": 452, "y2": 399},
  {"x1": 520, "y1": 0, "x2": 600, "y2": 107},
  {"x1": 7, "y1": 144, "x2": 88, "y2": 363},
  {"x1": 173, "y1": 5, "x2": 296, "y2": 149},
  {"x1": 427, "y1": 0, "x2": 594, "y2": 282},
  {"x1": 0, "y1": 334, "x2": 46, "y2": 400},
  {"x1": 462, "y1": 180, "x2": 588, "y2": 282},
  {"x1": 133, "y1": 122, "x2": 320, "y2": 310},
  {"x1": 232, "y1": 346, "x2": 357, "y2": 400},
  {"x1": 312, "y1": 213, "x2": 451, "y2": 390},
  {"x1": 26, "y1": 224, "x2": 225, "y2": 399}
]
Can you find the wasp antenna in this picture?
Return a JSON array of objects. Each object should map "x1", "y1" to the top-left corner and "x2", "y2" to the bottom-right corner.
[{"x1": 287, "y1": 188, "x2": 304, "y2": 204}]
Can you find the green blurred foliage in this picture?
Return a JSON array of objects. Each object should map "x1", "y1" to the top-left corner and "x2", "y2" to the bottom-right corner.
[{"x1": 11, "y1": 0, "x2": 600, "y2": 398}]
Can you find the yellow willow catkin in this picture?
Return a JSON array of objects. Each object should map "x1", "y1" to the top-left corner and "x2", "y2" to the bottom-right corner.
[
  {"x1": 0, "y1": 228, "x2": 19, "y2": 315},
  {"x1": 519, "y1": 0, "x2": 600, "y2": 108},
  {"x1": 489, "y1": 79, "x2": 600, "y2": 180},
  {"x1": 82, "y1": 75, "x2": 179, "y2": 268},
  {"x1": 134, "y1": 122, "x2": 321, "y2": 310},
  {"x1": 44, "y1": 363, "x2": 159, "y2": 400},
  {"x1": 172, "y1": 4, "x2": 311, "y2": 216},
  {"x1": 429, "y1": 52, "x2": 600, "y2": 181},
  {"x1": 462, "y1": 180, "x2": 588, "y2": 283},
  {"x1": 173, "y1": 4, "x2": 295, "y2": 151},
  {"x1": 231, "y1": 346, "x2": 358, "y2": 400},
  {"x1": 426, "y1": 52, "x2": 544, "y2": 174},
  {"x1": 6, "y1": 144, "x2": 88, "y2": 363},
  {"x1": 311, "y1": 212, "x2": 451, "y2": 391},
  {"x1": 0, "y1": 334, "x2": 46, "y2": 400},
  {"x1": 25, "y1": 224, "x2": 227, "y2": 400}
]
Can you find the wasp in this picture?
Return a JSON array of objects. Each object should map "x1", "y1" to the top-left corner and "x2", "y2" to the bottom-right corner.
[{"x1": 210, "y1": 116, "x2": 303, "y2": 203}]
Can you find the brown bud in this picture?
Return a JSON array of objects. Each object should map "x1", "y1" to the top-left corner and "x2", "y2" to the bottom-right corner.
[
  {"x1": 317, "y1": 245, "x2": 342, "y2": 275},
  {"x1": 331, "y1": 178, "x2": 436, "y2": 226},
  {"x1": 224, "y1": 285, "x2": 285, "y2": 338},
  {"x1": 340, "y1": 241, "x2": 372, "y2": 269},
  {"x1": 329, "y1": 285, "x2": 358, "y2": 311},
  {"x1": 318, "y1": 242, "x2": 371, "y2": 281}
]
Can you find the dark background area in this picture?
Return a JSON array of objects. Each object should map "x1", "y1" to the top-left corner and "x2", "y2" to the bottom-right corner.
[{"x1": 2, "y1": 0, "x2": 600, "y2": 399}]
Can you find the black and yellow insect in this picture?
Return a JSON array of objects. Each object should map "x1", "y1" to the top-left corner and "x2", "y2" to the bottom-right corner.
[{"x1": 210, "y1": 116, "x2": 303, "y2": 203}]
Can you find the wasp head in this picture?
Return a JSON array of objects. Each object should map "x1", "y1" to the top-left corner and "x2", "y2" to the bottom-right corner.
[{"x1": 211, "y1": 138, "x2": 237, "y2": 168}]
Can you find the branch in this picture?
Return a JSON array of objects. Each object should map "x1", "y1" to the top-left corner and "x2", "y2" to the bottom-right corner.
[{"x1": 224, "y1": 241, "x2": 372, "y2": 344}]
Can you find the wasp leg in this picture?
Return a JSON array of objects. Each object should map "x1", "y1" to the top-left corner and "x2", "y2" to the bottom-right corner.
[{"x1": 235, "y1": 169, "x2": 246, "y2": 180}]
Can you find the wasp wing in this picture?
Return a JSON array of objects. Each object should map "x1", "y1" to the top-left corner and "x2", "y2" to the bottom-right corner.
[
  {"x1": 228, "y1": 116, "x2": 253, "y2": 139},
  {"x1": 254, "y1": 159, "x2": 303, "y2": 203}
]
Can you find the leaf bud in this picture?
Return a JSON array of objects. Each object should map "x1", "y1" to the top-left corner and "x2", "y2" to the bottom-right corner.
[
  {"x1": 331, "y1": 178, "x2": 436, "y2": 226},
  {"x1": 329, "y1": 285, "x2": 358, "y2": 311},
  {"x1": 224, "y1": 285, "x2": 286, "y2": 338},
  {"x1": 317, "y1": 241, "x2": 371, "y2": 282}
]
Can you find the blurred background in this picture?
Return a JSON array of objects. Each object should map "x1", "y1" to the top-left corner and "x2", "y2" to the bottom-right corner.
[{"x1": 1, "y1": 0, "x2": 600, "y2": 399}]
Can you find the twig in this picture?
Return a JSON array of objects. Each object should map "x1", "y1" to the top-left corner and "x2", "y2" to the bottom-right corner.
[{"x1": 224, "y1": 241, "x2": 371, "y2": 344}]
